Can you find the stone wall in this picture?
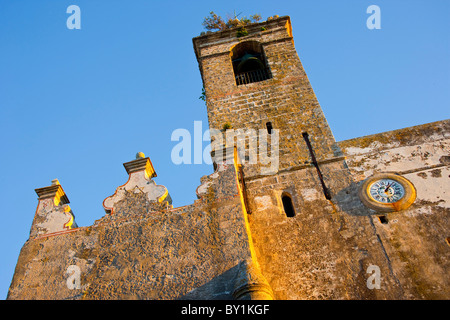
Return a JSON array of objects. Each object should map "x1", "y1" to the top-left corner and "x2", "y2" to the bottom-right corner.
[
  {"x1": 193, "y1": 15, "x2": 449, "y2": 299},
  {"x1": 339, "y1": 120, "x2": 450, "y2": 299},
  {"x1": 245, "y1": 120, "x2": 449, "y2": 299},
  {"x1": 7, "y1": 152, "x2": 272, "y2": 300}
]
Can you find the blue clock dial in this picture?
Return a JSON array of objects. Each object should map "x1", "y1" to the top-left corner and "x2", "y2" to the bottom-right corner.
[{"x1": 368, "y1": 178, "x2": 405, "y2": 204}]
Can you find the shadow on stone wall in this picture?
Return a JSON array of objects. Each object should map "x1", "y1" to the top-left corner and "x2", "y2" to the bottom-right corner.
[
  {"x1": 177, "y1": 264, "x2": 239, "y2": 300},
  {"x1": 332, "y1": 181, "x2": 376, "y2": 216}
]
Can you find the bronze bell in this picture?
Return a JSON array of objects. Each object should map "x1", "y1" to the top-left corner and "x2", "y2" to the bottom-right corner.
[{"x1": 236, "y1": 53, "x2": 265, "y2": 73}]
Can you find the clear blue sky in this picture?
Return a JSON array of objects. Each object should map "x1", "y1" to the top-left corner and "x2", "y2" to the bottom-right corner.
[{"x1": 0, "y1": 0, "x2": 448, "y2": 299}]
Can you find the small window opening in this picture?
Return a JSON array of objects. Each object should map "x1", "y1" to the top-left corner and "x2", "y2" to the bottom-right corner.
[
  {"x1": 378, "y1": 215, "x2": 388, "y2": 224},
  {"x1": 282, "y1": 193, "x2": 295, "y2": 217},
  {"x1": 266, "y1": 122, "x2": 273, "y2": 134}
]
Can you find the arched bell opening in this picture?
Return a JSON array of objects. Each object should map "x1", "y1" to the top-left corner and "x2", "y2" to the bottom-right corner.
[{"x1": 231, "y1": 41, "x2": 272, "y2": 86}]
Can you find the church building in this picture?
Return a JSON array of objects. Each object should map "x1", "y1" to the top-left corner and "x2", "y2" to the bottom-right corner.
[{"x1": 8, "y1": 16, "x2": 449, "y2": 300}]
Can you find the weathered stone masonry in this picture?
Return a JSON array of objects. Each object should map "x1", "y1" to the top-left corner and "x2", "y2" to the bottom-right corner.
[
  {"x1": 8, "y1": 15, "x2": 449, "y2": 300},
  {"x1": 8, "y1": 150, "x2": 272, "y2": 300}
]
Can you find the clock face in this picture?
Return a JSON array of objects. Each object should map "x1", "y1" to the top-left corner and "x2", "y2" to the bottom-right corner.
[
  {"x1": 359, "y1": 173, "x2": 416, "y2": 213},
  {"x1": 368, "y1": 179, "x2": 405, "y2": 204}
]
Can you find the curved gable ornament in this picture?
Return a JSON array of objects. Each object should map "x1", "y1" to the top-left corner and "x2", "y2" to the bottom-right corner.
[{"x1": 102, "y1": 155, "x2": 172, "y2": 214}]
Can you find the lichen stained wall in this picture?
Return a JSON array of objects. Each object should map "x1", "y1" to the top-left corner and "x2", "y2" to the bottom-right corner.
[
  {"x1": 339, "y1": 119, "x2": 450, "y2": 299},
  {"x1": 245, "y1": 120, "x2": 449, "y2": 300},
  {"x1": 7, "y1": 159, "x2": 258, "y2": 300}
]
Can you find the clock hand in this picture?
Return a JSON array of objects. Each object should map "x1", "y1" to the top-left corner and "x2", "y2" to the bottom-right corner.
[{"x1": 384, "y1": 182, "x2": 392, "y2": 194}]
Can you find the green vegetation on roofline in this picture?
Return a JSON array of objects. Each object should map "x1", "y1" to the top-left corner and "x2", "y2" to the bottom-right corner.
[{"x1": 202, "y1": 11, "x2": 262, "y2": 31}]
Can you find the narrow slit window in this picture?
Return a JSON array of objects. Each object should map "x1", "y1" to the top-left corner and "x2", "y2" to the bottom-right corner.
[
  {"x1": 266, "y1": 122, "x2": 273, "y2": 134},
  {"x1": 282, "y1": 193, "x2": 295, "y2": 217}
]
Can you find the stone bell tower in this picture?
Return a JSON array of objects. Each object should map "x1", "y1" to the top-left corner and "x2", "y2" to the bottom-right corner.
[
  {"x1": 193, "y1": 16, "x2": 405, "y2": 299},
  {"x1": 193, "y1": 16, "x2": 339, "y2": 180}
]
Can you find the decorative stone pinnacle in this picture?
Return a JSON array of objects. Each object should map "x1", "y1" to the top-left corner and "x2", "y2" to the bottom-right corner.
[
  {"x1": 136, "y1": 152, "x2": 145, "y2": 159},
  {"x1": 103, "y1": 155, "x2": 171, "y2": 214},
  {"x1": 35, "y1": 181, "x2": 69, "y2": 206},
  {"x1": 123, "y1": 156, "x2": 157, "y2": 179}
]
